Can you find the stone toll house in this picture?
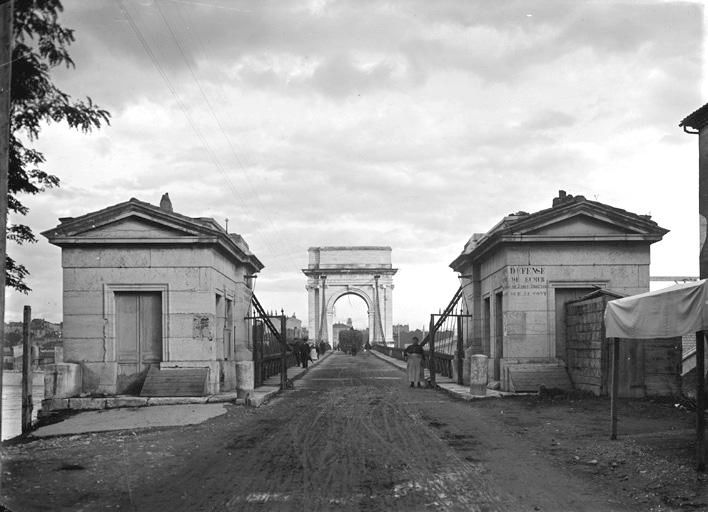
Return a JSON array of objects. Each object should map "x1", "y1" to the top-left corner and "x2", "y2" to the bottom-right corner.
[
  {"x1": 42, "y1": 194, "x2": 263, "y2": 397},
  {"x1": 450, "y1": 191, "x2": 671, "y2": 393}
]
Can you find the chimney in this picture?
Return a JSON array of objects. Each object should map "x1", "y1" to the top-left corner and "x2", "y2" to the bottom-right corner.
[
  {"x1": 552, "y1": 190, "x2": 573, "y2": 207},
  {"x1": 159, "y1": 193, "x2": 173, "y2": 213}
]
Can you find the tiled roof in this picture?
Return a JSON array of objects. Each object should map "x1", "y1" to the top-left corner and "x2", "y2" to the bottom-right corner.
[
  {"x1": 450, "y1": 191, "x2": 668, "y2": 270},
  {"x1": 42, "y1": 197, "x2": 263, "y2": 271},
  {"x1": 679, "y1": 102, "x2": 708, "y2": 130}
]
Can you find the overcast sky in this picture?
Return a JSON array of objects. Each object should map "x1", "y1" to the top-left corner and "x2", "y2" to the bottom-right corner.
[{"x1": 6, "y1": 0, "x2": 706, "y2": 329}]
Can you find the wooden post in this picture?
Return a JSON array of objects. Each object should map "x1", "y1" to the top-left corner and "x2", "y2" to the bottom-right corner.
[
  {"x1": 429, "y1": 314, "x2": 436, "y2": 386},
  {"x1": 456, "y1": 315, "x2": 464, "y2": 385},
  {"x1": 696, "y1": 330, "x2": 705, "y2": 471},
  {"x1": 280, "y1": 311, "x2": 287, "y2": 390},
  {"x1": 610, "y1": 337, "x2": 620, "y2": 440},
  {"x1": 0, "y1": 0, "x2": 15, "y2": 442},
  {"x1": 21, "y1": 305, "x2": 32, "y2": 434}
]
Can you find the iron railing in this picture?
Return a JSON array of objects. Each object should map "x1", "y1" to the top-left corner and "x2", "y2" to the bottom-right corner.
[{"x1": 246, "y1": 294, "x2": 294, "y2": 389}]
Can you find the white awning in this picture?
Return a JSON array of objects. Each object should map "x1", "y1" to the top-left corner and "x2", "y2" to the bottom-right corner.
[{"x1": 604, "y1": 279, "x2": 708, "y2": 339}]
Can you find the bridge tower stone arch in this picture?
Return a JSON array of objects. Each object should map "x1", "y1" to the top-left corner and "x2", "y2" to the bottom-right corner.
[{"x1": 303, "y1": 247, "x2": 397, "y2": 346}]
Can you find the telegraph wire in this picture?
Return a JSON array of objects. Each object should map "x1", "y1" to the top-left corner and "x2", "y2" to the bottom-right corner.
[
  {"x1": 167, "y1": 0, "x2": 304, "y2": 267},
  {"x1": 116, "y1": 0, "x2": 285, "y2": 258},
  {"x1": 153, "y1": 0, "x2": 300, "y2": 265}
]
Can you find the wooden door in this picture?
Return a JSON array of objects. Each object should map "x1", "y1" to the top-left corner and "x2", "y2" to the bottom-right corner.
[
  {"x1": 619, "y1": 340, "x2": 646, "y2": 397},
  {"x1": 116, "y1": 292, "x2": 162, "y2": 371}
]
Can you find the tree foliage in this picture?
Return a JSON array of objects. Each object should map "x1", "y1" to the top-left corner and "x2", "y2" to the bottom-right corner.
[{"x1": 9, "y1": 0, "x2": 110, "y2": 292}]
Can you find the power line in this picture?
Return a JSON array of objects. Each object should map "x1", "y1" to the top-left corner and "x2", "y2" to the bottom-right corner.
[
  {"x1": 118, "y1": 0, "x2": 304, "y2": 273},
  {"x1": 116, "y1": 0, "x2": 284, "y2": 260},
  {"x1": 154, "y1": 0, "x2": 300, "y2": 264}
]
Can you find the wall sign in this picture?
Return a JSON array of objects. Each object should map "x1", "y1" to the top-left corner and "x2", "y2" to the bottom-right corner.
[{"x1": 507, "y1": 266, "x2": 547, "y2": 297}]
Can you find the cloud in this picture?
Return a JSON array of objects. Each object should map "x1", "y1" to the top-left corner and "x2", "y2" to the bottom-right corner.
[{"x1": 8, "y1": 0, "x2": 703, "y2": 326}]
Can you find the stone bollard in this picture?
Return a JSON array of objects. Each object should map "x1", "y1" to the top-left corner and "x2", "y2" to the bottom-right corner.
[
  {"x1": 235, "y1": 361, "x2": 254, "y2": 399},
  {"x1": 43, "y1": 363, "x2": 82, "y2": 398},
  {"x1": 469, "y1": 354, "x2": 488, "y2": 396},
  {"x1": 462, "y1": 347, "x2": 477, "y2": 385}
]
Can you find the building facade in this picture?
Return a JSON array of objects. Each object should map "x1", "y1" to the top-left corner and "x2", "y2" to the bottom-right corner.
[
  {"x1": 450, "y1": 191, "x2": 668, "y2": 391},
  {"x1": 42, "y1": 195, "x2": 263, "y2": 396}
]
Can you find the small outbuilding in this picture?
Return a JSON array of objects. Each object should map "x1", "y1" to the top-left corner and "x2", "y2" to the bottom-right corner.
[
  {"x1": 450, "y1": 191, "x2": 669, "y2": 392},
  {"x1": 42, "y1": 194, "x2": 263, "y2": 396},
  {"x1": 604, "y1": 280, "x2": 708, "y2": 470},
  {"x1": 565, "y1": 289, "x2": 681, "y2": 397}
]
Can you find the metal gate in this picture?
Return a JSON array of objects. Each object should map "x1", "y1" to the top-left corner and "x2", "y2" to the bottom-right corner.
[
  {"x1": 421, "y1": 287, "x2": 472, "y2": 385},
  {"x1": 245, "y1": 294, "x2": 294, "y2": 389}
]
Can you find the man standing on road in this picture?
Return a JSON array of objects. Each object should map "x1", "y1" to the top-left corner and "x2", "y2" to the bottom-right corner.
[
  {"x1": 300, "y1": 343, "x2": 313, "y2": 369},
  {"x1": 404, "y1": 337, "x2": 425, "y2": 388}
]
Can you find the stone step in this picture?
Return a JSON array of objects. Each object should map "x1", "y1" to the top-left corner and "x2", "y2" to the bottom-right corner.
[
  {"x1": 508, "y1": 365, "x2": 573, "y2": 393},
  {"x1": 140, "y1": 367, "x2": 209, "y2": 397}
]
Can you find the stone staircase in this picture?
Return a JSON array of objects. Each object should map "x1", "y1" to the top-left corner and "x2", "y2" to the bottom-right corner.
[
  {"x1": 506, "y1": 363, "x2": 573, "y2": 393},
  {"x1": 140, "y1": 367, "x2": 209, "y2": 397}
]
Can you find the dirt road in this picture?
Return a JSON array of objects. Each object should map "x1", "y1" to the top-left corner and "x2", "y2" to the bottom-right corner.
[{"x1": 0, "y1": 352, "x2": 703, "y2": 511}]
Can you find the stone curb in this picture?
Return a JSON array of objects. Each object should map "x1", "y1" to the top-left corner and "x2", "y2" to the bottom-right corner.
[
  {"x1": 245, "y1": 351, "x2": 333, "y2": 407},
  {"x1": 42, "y1": 392, "x2": 247, "y2": 413}
]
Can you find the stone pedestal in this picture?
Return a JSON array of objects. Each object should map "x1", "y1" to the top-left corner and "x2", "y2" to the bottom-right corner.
[
  {"x1": 44, "y1": 363, "x2": 82, "y2": 399},
  {"x1": 470, "y1": 354, "x2": 488, "y2": 395},
  {"x1": 235, "y1": 361, "x2": 254, "y2": 398},
  {"x1": 462, "y1": 347, "x2": 477, "y2": 385}
]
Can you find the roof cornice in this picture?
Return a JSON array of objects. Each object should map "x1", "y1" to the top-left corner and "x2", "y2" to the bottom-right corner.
[
  {"x1": 41, "y1": 198, "x2": 264, "y2": 272},
  {"x1": 450, "y1": 197, "x2": 668, "y2": 271},
  {"x1": 680, "y1": 102, "x2": 708, "y2": 131}
]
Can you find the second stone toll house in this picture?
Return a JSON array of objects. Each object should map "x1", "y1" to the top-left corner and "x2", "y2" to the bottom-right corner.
[{"x1": 450, "y1": 190, "x2": 675, "y2": 394}]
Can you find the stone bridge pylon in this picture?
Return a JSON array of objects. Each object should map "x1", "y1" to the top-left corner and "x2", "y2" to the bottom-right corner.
[{"x1": 303, "y1": 247, "x2": 397, "y2": 347}]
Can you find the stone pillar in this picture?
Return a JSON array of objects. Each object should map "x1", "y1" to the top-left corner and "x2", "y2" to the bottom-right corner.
[
  {"x1": 383, "y1": 284, "x2": 394, "y2": 345},
  {"x1": 469, "y1": 354, "x2": 488, "y2": 395},
  {"x1": 43, "y1": 363, "x2": 82, "y2": 399},
  {"x1": 462, "y1": 346, "x2": 477, "y2": 385},
  {"x1": 368, "y1": 310, "x2": 376, "y2": 344},
  {"x1": 235, "y1": 360, "x2": 254, "y2": 399}
]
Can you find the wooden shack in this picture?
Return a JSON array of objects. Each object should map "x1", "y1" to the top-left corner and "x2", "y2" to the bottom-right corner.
[{"x1": 566, "y1": 289, "x2": 681, "y2": 397}]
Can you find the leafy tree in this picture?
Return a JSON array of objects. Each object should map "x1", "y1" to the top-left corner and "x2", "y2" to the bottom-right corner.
[
  {"x1": 9, "y1": 0, "x2": 110, "y2": 292},
  {"x1": 6, "y1": 331, "x2": 21, "y2": 345}
]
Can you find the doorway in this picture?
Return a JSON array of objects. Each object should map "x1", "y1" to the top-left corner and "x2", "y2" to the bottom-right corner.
[{"x1": 115, "y1": 291, "x2": 162, "y2": 392}]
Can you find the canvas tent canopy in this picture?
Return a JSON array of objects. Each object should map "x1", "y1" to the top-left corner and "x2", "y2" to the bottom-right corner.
[
  {"x1": 605, "y1": 279, "x2": 708, "y2": 339},
  {"x1": 604, "y1": 279, "x2": 707, "y2": 471}
]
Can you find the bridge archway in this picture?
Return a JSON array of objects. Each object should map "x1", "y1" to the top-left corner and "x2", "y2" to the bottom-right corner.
[{"x1": 303, "y1": 247, "x2": 397, "y2": 346}]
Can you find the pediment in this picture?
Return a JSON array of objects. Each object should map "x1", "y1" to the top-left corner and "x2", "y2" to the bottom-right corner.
[
  {"x1": 522, "y1": 214, "x2": 642, "y2": 237},
  {"x1": 72, "y1": 215, "x2": 199, "y2": 239}
]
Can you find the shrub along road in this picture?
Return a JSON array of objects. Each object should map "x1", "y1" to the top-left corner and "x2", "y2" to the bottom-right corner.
[{"x1": 1, "y1": 352, "x2": 705, "y2": 511}]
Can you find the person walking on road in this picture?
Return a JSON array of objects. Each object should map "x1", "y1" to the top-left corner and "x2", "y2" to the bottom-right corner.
[
  {"x1": 301, "y1": 343, "x2": 313, "y2": 369},
  {"x1": 404, "y1": 337, "x2": 425, "y2": 388}
]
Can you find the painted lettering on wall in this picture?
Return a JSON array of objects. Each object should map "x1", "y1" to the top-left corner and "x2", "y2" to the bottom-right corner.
[{"x1": 507, "y1": 266, "x2": 547, "y2": 296}]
